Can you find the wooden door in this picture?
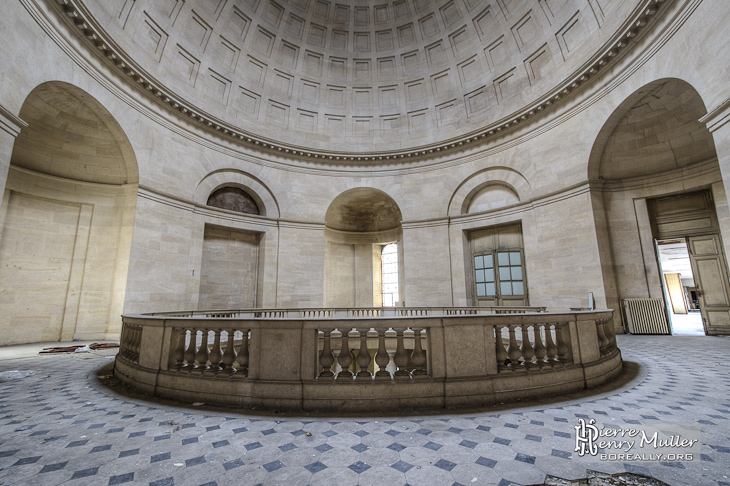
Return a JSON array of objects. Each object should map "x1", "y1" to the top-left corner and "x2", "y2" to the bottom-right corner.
[{"x1": 687, "y1": 234, "x2": 730, "y2": 335}]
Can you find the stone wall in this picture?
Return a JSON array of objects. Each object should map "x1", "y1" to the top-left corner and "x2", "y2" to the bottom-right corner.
[{"x1": 0, "y1": 1, "x2": 729, "y2": 342}]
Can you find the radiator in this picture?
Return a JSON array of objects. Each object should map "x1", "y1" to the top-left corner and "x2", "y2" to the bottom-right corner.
[{"x1": 622, "y1": 298, "x2": 670, "y2": 334}]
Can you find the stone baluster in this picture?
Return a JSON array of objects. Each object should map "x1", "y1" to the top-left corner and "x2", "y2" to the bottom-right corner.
[
  {"x1": 495, "y1": 325, "x2": 509, "y2": 370},
  {"x1": 119, "y1": 324, "x2": 130, "y2": 358},
  {"x1": 533, "y1": 324, "x2": 547, "y2": 367},
  {"x1": 410, "y1": 328, "x2": 427, "y2": 377},
  {"x1": 393, "y1": 328, "x2": 411, "y2": 379},
  {"x1": 605, "y1": 319, "x2": 617, "y2": 350},
  {"x1": 208, "y1": 329, "x2": 222, "y2": 372},
  {"x1": 171, "y1": 328, "x2": 186, "y2": 369},
  {"x1": 520, "y1": 325, "x2": 535, "y2": 368},
  {"x1": 237, "y1": 330, "x2": 250, "y2": 376},
  {"x1": 337, "y1": 329, "x2": 353, "y2": 378},
  {"x1": 184, "y1": 329, "x2": 197, "y2": 369},
  {"x1": 126, "y1": 326, "x2": 136, "y2": 360},
  {"x1": 221, "y1": 329, "x2": 237, "y2": 373},
  {"x1": 545, "y1": 324, "x2": 558, "y2": 363},
  {"x1": 596, "y1": 319, "x2": 609, "y2": 353},
  {"x1": 195, "y1": 329, "x2": 210, "y2": 370},
  {"x1": 124, "y1": 325, "x2": 134, "y2": 359},
  {"x1": 132, "y1": 326, "x2": 142, "y2": 361},
  {"x1": 119, "y1": 325, "x2": 129, "y2": 359},
  {"x1": 319, "y1": 330, "x2": 335, "y2": 378},
  {"x1": 507, "y1": 325, "x2": 521, "y2": 369},
  {"x1": 374, "y1": 328, "x2": 391, "y2": 379},
  {"x1": 356, "y1": 328, "x2": 372, "y2": 378},
  {"x1": 555, "y1": 323, "x2": 570, "y2": 362},
  {"x1": 124, "y1": 326, "x2": 132, "y2": 358}
]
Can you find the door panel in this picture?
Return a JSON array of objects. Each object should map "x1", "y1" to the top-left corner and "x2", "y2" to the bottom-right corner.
[{"x1": 688, "y1": 234, "x2": 730, "y2": 335}]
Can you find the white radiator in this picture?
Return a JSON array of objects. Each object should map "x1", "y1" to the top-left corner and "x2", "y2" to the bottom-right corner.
[{"x1": 622, "y1": 298, "x2": 670, "y2": 334}]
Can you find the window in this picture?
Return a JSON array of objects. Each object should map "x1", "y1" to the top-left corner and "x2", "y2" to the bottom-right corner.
[
  {"x1": 381, "y1": 243, "x2": 398, "y2": 306},
  {"x1": 475, "y1": 250, "x2": 524, "y2": 297}
]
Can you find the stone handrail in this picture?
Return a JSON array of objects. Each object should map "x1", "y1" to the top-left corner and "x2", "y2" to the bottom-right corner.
[
  {"x1": 114, "y1": 308, "x2": 620, "y2": 412},
  {"x1": 145, "y1": 305, "x2": 548, "y2": 318}
]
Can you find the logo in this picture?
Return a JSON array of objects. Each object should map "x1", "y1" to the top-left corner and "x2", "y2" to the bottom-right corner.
[
  {"x1": 574, "y1": 418, "x2": 599, "y2": 457},
  {"x1": 574, "y1": 419, "x2": 701, "y2": 462}
]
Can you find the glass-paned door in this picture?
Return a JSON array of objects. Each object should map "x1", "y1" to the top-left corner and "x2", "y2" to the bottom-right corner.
[{"x1": 474, "y1": 250, "x2": 527, "y2": 306}]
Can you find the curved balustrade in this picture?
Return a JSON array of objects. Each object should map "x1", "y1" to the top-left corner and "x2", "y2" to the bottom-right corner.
[
  {"x1": 114, "y1": 308, "x2": 620, "y2": 412},
  {"x1": 145, "y1": 305, "x2": 547, "y2": 319}
]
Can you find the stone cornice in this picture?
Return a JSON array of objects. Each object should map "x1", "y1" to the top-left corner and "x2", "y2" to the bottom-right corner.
[
  {"x1": 49, "y1": 0, "x2": 671, "y2": 164},
  {"x1": 598, "y1": 158, "x2": 721, "y2": 193},
  {"x1": 448, "y1": 181, "x2": 593, "y2": 226},
  {"x1": 0, "y1": 104, "x2": 28, "y2": 138},
  {"x1": 700, "y1": 97, "x2": 730, "y2": 133},
  {"x1": 138, "y1": 185, "x2": 280, "y2": 228}
]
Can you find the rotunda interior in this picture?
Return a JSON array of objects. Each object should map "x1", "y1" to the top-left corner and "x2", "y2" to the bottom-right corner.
[{"x1": 0, "y1": 0, "x2": 729, "y2": 344}]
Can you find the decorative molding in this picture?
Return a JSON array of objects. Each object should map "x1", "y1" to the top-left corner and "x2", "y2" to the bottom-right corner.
[
  {"x1": 139, "y1": 185, "x2": 279, "y2": 227},
  {"x1": 0, "y1": 104, "x2": 28, "y2": 137},
  {"x1": 700, "y1": 97, "x2": 730, "y2": 133},
  {"x1": 449, "y1": 181, "x2": 593, "y2": 226},
  {"x1": 600, "y1": 157, "x2": 721, "y2": 193},
  {"x1": 48, "y1": 0, "x2": 671, "y2": 163}
]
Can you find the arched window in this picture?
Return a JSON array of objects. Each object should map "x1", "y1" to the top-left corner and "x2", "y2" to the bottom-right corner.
[{"x1": 207, "y1": 187, "x2": 260, "y2": 215}]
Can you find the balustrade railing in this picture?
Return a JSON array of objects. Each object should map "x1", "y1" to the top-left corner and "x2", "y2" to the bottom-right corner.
[
  {"x1": 494, "y1": 323, "x2": 571, "y2": 371},
  {"x1": 118, "y1": 323, "x2": 142, "y2": 364},
  {"x1": 115, "y1": 308, "x2": 621, "y2": 412},
  {"x1": 596, "y1": 316, "x2": 618, "y2": 356},
  {"x1": 170, "y1": 327, "x2": 250, "y2": 376},
  {"x1": 147, "y1": 305, "x2": 547, "y2": 319},
  {"x1": 317, "y1": 327, "x2": 428, "y2": 380}
]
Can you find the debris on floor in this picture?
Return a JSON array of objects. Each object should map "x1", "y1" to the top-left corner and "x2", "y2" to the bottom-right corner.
[
  {"x1": 0, "y1": 370, "x2": 35, "y2": 381},
  {"x1": 39, "y1": 343, "x2": 119, "y2": 354}
]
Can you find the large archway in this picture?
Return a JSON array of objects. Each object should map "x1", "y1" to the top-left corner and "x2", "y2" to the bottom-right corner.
[
  {"x1": 0, "y1": 82, "x2": 138, "y2": 344},
  {"x1": 590, "y1": 78, "x2": 729, "y2": 336},
  {"x1": 323, "y1": 188, "x2": 403, "y2": 308}
]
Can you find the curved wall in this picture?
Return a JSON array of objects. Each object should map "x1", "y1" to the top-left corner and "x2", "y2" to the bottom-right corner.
[{"x1": 1, "y1": 0, "x2": 730, "y2": 341}]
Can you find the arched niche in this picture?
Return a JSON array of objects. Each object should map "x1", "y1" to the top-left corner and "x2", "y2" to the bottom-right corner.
[
  {"x1": 324, "y1": 188, "x2": 404, "y2": 308},
  {"x1": 1, "y1": 81, "x2": 139, "y2": 345},
  {"x1": 448, "y1": 167, "x2": 530, "y2": 217},
  {"x1": 194, "y1": 170, "x2": 279, "y2": 219},
  {"x1": 11, "y1": 81, "x2": 138, "y2": 184},
  {"x1": 588, "y1": 78, "x2": 716, "y2": 181},
  {"x1": 325, "y1": 187, "x2": 403, "y2": 233}
]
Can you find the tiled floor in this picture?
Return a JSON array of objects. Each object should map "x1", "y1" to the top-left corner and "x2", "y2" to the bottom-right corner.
[{"x1": 0, "y1": 335, "x2": 729, "y2": 486}]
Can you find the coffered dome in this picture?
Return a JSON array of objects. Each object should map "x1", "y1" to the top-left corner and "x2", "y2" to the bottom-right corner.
[{"x1": 77, "y1": 0, "x2": 653, "y2": 157}]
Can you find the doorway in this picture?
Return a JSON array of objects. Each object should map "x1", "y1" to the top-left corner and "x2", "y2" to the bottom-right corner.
[
  {"x1": 381, "y1": 243, "x2": 399, "y2": 307},
  {"x1": 656, "y1": 239, "x2": 704, "y2": 335},
  {"x1": 649, "y1": 191, "x2": 730, "y2": 336}
]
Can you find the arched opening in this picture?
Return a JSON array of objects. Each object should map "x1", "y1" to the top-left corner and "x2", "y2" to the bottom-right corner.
[
  {"x1": 0, "y1": 82, "x2": 138, "y2": 344},
  {"x1": 590, "y1": 79, "x2": 728, "y2": 336},
  {"x1": 207, "y1": 186, "x2": 260, "y2": 215},
  {"x1": 323, "y1": 188, "x2": 403, "y2": 308},
  {"x1": 198, "y1": 187, "x2": 265, "y2": 310}
]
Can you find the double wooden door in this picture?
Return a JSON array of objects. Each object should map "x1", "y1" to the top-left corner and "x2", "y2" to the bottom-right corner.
[{"x1": 687, "y1": 234, "x2": 730, "y2": 335}]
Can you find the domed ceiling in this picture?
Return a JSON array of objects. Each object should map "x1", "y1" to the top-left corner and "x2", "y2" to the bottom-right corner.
[{"x1": 67, "y1": 0, "x2": 661, "y2": 158}]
